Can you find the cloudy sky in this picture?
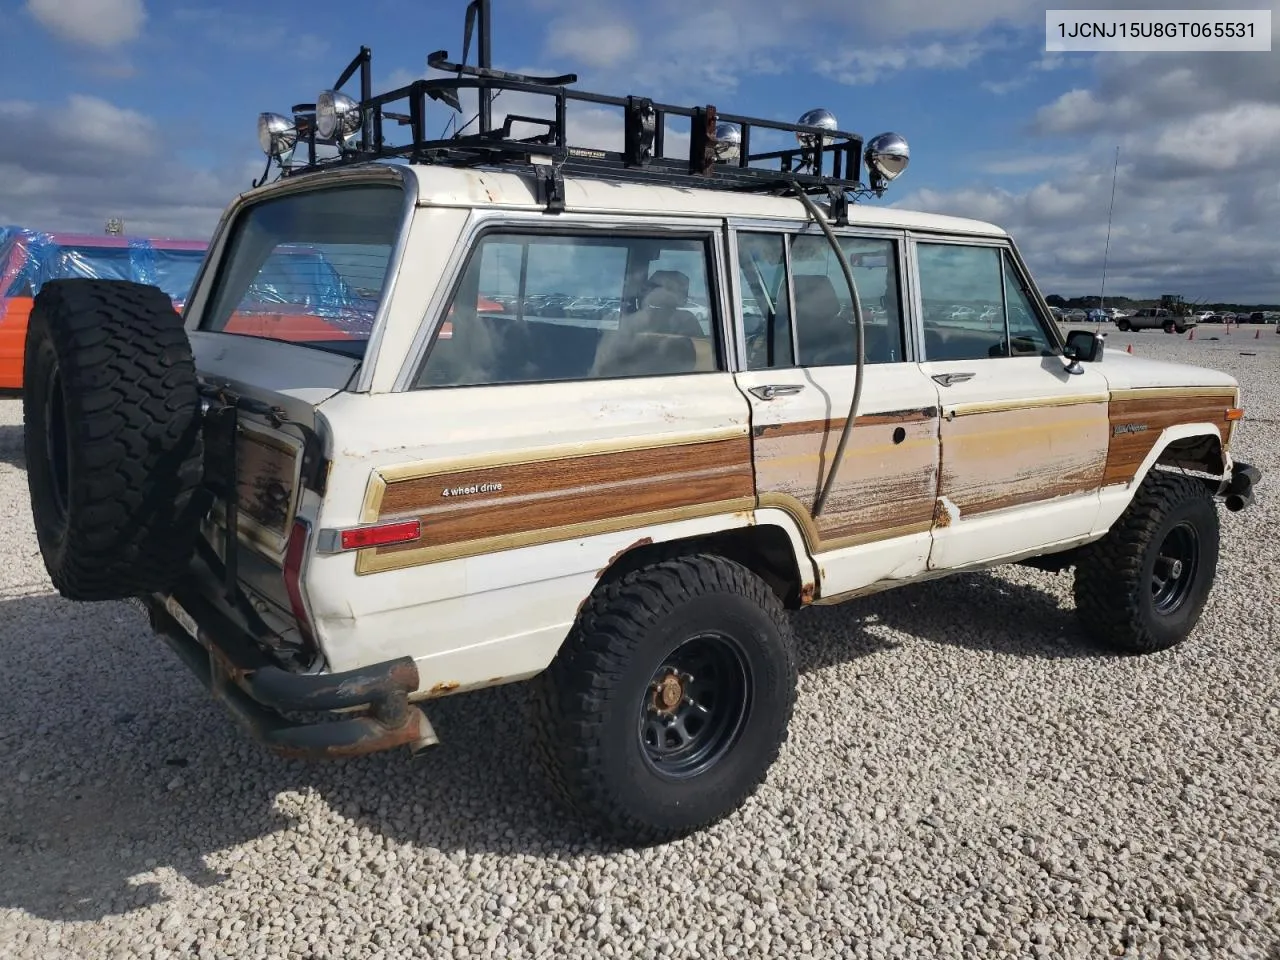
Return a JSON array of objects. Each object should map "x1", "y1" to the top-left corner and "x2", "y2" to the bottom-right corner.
[{"x1": 2, "y1": 0, "x2": 1276, "y2": 302}]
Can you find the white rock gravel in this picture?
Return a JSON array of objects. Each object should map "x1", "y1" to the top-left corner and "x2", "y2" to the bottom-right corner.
[{"x1": 0, "y1": 329, "x2": 1277, "y2": 960}]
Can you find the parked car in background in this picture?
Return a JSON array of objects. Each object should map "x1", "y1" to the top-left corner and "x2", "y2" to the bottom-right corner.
[{"x1": 1114, "y1": 307, "x2": 1196, "y2": 334}]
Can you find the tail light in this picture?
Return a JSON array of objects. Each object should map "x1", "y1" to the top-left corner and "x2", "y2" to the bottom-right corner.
[
  {"x1": 317, "y1": 518, "x2": 423, "y2": 553},
  {"x1": 283, "y1": 517, "x2": 315, "y2": 645}
]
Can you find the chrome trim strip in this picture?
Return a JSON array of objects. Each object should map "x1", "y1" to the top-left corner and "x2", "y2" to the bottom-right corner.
[{"x1": 724, "y1": 224, "x2": 747, "y2": 373}]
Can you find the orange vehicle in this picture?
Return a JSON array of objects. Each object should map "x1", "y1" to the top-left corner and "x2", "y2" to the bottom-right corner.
[
  {"x1": 0, "y1": 227, "x2": 504, "y2": 386},
  {"x1": 0, "y1": 230, "x2": 215, "y2": 389}
]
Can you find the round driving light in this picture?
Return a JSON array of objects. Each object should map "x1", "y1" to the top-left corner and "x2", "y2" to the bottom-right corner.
[
  {"x1": 316, "y1": 89, "x2": 361, "y2": 141},
  {"x1": 257, "y1": 112, "x2": 297, "y2": 158},
  {"x1": 865, "y1": 131, "x2": 910, "y2": 182},
  {"x1": 714, "y1": 121, "x2": 741, "y2": 162},
  {"x1": 796, "y1": 108, "x2": 838, "y2": 149}
]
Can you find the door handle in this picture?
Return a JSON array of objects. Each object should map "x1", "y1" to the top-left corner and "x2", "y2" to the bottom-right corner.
[
  {"x1": 931, "y1": 372, "x2": 975, "y2": 387},
  {"x1": 749, "y1": 384, "x2": 805, "y2": 400}
]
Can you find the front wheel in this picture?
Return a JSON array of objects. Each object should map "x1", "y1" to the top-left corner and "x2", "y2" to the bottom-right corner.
[
  {"x1": 1073, "y1": 471, "x2": 1220, "y2": 653},
  {"x1": 1117, "y1": 320, "x2": 1131, "y2": 331},
  {"x1": 531, "y1": 554, "x2": 798, "y2": 845}
]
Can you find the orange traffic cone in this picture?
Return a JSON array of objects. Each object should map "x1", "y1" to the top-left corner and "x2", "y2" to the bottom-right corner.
[
  {"x1": 1126, "y1": 343, "x2": 1133, "y2": 353},
  {"x1": 1256, "y1": 329, "x2": 1261, "y2": 339},
  {"x1": 1188, "y1": 328, "x2": 1194, "y2": 339}
]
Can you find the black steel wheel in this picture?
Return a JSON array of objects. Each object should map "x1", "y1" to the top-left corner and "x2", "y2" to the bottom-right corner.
[
  {"x1": 531, "y1": 554, "x2": 797, "y2": 845},
  {"x1": 638, "y1": 632, "x2": 750, "y2": 780},
  {"x1": 1074, "y1": 470, "x2": 1219, "y2": 653},
  {"x1": 1150, "y1": 521, "x2": 1200, "y2": 615}
]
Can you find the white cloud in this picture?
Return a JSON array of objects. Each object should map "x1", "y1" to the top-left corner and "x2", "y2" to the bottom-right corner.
[
  {"x1": 0, "y1": 95, "x2": 250, "y2": 237},
  {"x1": 817, "y1": 41, "x2": 989, "y2": 86},
  {"x1": 25, "y1": 0, "x2": 145, "y2": 48},
  {"x1": 169, "y1": 8, "x2": 329, "y2": 61},
  {"x1": 544, "y1": 19, "x2": 638, "y2": 69}
]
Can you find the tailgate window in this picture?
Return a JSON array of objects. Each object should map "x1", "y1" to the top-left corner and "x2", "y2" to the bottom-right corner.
[{"x1": 198, "y1": 182, "x2": 404, "y2": 359}]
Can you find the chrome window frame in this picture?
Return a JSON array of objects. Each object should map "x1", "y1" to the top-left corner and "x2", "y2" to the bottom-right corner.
[
  {"x1": 904, "y1": 230, "x2": 1064, "y2": 362},
  {"x1": 392, "y1": 210, "x2": 734, "y2": 392}
]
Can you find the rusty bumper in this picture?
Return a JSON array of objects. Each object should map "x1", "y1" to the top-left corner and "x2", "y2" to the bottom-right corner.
[{"x1": 141, "y1": 589, "x2": 437, "y2": 760}]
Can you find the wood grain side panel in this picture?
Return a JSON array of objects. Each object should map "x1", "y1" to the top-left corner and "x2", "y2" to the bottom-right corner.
[
  {"x1": 753, "y1": 408, "x2": 939, "y2": 546},
  {"x1": 939, "y1": 402, "x2": 1109, "y2": 516},
  {"x1": 372, "y1": 436, "x2": 755, "y2": 557},
  {"x1": 235, "y1": 431, "x2": 297, "y2": 537},
  {"x1": 1104, "y1": 398, "x2": 1230, "y2": 486}
]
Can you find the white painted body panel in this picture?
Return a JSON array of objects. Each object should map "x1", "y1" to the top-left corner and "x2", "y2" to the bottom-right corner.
[
  {"x1": 305, "y1": 373, "x2": 753, "y2": 687},
  {"x1": 1093, "y1": 352, "x2": 1241, "y2": 393},
  {"x1": 308, "y1": 509, "x2": 761, "y2": 687},
  {"x1": 922, "y1": 355, "x2": 1111, "y2": 570}
]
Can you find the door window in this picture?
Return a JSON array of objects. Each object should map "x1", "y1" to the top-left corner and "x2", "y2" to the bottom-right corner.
[
  {"x1": 737, "y1": 233, "x2": 794, "y2": 370},
  {"x1": 790, "y1": 233, "x2": 904, "y2": 366},
  {"x1": 414, "y1": 232, "x2": 721, "y2": 388},
  {"x1": 1001, "y1": 251, "x2": 1056, "y2": 357},
  {"x1": 737, "y1": 231, "x2": 905, "y2": 369},
  {"x1": 917, "y1": 242, "x2": 1057, "y2": 361}
]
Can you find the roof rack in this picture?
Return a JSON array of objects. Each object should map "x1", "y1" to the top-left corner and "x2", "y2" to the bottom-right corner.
[{"x1": 253, "y1": 0, "x2": 911, "y2": 217}]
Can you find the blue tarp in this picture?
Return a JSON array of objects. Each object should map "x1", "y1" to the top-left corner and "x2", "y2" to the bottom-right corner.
[{"x1": 0, "y1": 226, "x2": 209, "y2": 302}]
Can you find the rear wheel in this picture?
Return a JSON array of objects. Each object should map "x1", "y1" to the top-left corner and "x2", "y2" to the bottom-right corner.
[
  {"x1": 23, "y1": 279, "x2": 206, "y2": 601},
  {"x1": 1163, "y1": 321, "x2": 1177, "y2": 333},
  {"x1": 1073, "y1": 471, "x2": 1219, "y2": 653},
  {"x1": 531, "y1": 554, "x2": 797, "y2": 845}
]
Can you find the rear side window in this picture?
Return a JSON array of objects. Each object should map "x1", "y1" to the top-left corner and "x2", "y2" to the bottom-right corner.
[
  {"x1": 414, "y1": 231, "x2": 722, "y2": 388},
  {"x1": 199, "y1": 183, "x2": 404, "y2": 358}
]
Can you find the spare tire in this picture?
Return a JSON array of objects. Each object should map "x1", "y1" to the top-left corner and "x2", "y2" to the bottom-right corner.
[{"x1": 23, "y1": 279, "x2": 207, "y2": 601}]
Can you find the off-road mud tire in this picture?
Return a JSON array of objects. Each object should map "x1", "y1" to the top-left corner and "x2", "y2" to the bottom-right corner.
[
  {"x1": 23, "y1": 279, "x2": 206, "y2": 601},
  {"x1": 530, "y1": 554, "x2": 798, "y2": 845},
  {"x1": 1073, "y1": 470, "x2": 1219, "y2": 654}
]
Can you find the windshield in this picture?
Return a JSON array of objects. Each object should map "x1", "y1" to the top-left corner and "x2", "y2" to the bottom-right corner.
[{"x1": 199, "y1": 182, "x2": 404, "y2": 358}]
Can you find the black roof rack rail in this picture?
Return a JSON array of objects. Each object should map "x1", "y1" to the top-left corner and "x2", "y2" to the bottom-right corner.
[{"x1": 252, "y1": 0, "x2": 911, "y2": 214}]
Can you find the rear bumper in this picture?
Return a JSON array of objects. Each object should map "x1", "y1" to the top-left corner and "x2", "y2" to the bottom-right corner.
[
  {"x1": 141, "y1": 587, "x2": 438, "y2": 760},
  {"x1": 1223, "y1": 459, "x2": 1261, "y2": 512}
]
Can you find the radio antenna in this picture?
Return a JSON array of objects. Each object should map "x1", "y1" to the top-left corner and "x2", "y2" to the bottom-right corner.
[{"x1": 1098, "y1": 144, "x2": 1120, "y2": 332}]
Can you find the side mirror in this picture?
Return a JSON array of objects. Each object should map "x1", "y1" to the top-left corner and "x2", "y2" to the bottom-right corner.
[{"x1": 1065, "y1": 328, "x2": 1104, "y2": 362}]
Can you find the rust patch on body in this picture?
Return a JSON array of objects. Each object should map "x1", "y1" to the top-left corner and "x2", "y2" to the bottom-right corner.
[
  {"x1": 932, "y1": 499, "x2": 952, "y2": 528},
  {"x1": 428, "y1": 680, "x2": 460, "y2": 695},
  {"x1": 799, "y1": 582, "x2": 815, "y2": 604},
  {"x1": 597, "y1": 537, "x2": 655, "y2": 577}
]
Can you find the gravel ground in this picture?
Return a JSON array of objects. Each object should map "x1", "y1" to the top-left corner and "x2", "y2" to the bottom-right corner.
[{"x1": 0, "y1": 328, "x2": 1277, "y2": 960}]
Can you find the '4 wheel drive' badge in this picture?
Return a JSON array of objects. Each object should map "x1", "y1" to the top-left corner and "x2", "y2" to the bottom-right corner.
[{"x1": 441, "y1": 482, "x2": 504, "y2": 498}]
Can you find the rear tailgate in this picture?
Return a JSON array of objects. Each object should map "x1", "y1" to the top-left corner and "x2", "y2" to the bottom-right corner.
[
  {"x1": 188, "y1": 332, "x2": 354, "y2": 644},
  {"x1": 174, "y1": 174, "x2": 412, "y2": 653}
]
